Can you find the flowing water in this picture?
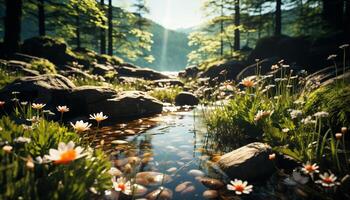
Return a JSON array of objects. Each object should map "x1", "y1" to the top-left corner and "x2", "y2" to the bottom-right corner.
[{"x1": 101, "y1": 108, "x2": 305, "y2": 200}]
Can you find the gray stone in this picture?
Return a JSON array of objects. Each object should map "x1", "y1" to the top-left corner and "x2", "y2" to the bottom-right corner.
[
  {"x1": 218, "y1": 142, "x2": 275, "y2": 180},
  {"x1": 175, "y1": 92, "x2": 199, "y2": 106}
]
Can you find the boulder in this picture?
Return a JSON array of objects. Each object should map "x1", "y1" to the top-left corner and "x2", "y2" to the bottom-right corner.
[
  {"x1": 87, "y1": 91, "x2": 163, "y2": 119},
  {"x1": 175, "y1": 92, "x2": 199, "y2": 106},
  {"x1": 199, "y1": 60, "x2": 245, "y2": 81},
  {"x1": 178, "y1": 65, "x2": 199, "y2": 79},
  {"x1": 0, "y1": 74, "x2": 75, "y2": 105},
  {"x1": 0, "y1": 75, "x2": 163, "y2": 121},
  {"x1": 21, "y1": 36, "x2": 76, "y2": 66},
  {"x1": 153, "y1": 79, "x2": 184, "y2": 87},
  {"x1": 0, "y1": 59, "x2": 40, "y2": 76},
  {"x1": 218, "y1": 142, "x2": 275, "y2": 180},
  {"x1": 91, "y1": 63, "x2": 117, "y2": 80},
  {"x1": 58, "y1": 65, "x2": 95, "y2": 80},
  {"x1": 116, "y1": 65, "x2": 169, "y2": 80}
]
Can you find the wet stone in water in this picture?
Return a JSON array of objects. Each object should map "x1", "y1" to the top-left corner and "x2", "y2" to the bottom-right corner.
[
  {"x1": 202, "y1": 190, "x2": 219, "y2": 199},
  {"x1": 175, "y1": 181, "x2": 192, "y2": 192},
  {"x1": 199, "y1": 177, "x2": 225, "y2": 189},
  {"x1": 146, "y1": 187, "x2": 173, "y2": 200}
]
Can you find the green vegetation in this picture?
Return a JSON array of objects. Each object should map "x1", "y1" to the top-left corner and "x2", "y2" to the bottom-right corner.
[
  {"x1": 149, "y1": 86, "x2": 183, "y2": 103},
  {"x1": 0, "y1": 104, "x2": 111, "y2": 199},
  {"x1": 30, "y1": 59, "x2": 57, "y2": 74},
  {"x1": 0, "y1": 68, "x2": 18, "y2": 89},
  {"x1": 204, "y1": 60, "x2": 350, "y2": 174}
]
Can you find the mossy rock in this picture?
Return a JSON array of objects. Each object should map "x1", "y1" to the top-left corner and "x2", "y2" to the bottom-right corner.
[
  {"x1": 22, "y1": 36, "x2": 76, "y2": 66},
  {"x1": 30, "y1": 58, "x2": 57, "y2": 74},
  {"x1": 304, "y1": 82, "x2": 350, "y2": 131}
]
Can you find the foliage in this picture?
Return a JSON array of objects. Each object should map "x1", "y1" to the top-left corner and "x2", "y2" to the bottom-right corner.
[
  {"x1": 30, "y1": 59, "x2": 57, "y2": 74},
  {"x1": 0, "y1": 106, "x2": 112, "y2": 199},
  {"x1": 204, "y1": 59, "x2": 350, "y2": 174},
  {"x1": 148, "y1": 86, "x2": 183, "y2": 104},
  {"x1": 304, "y1": 81, "x2": 350, "y2": 131},
  {"x1": 0, "y1": 68, "x2": 18, "y2": 89}
]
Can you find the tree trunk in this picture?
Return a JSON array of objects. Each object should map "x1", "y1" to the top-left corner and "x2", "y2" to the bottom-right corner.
[
  {"x1": 258, "y1": 5, "x2": 262, "y2": 39},
  {"x1": 344, "y1": 0, "x2": 350, "y2": 34},
  {"x1": 76, "y1": 15, "x2": 81, "y2": 49},
  {"x1": 38, "y1": 0, "x2": 45, "y2": 36},
  {"x1": 4, "y1": 0, "x2": 22, "y2": 55},
  {"x1": 275, "y1": 0, "x2": 282, "y2": 36},
  {"x1": 234, "y1": 0, "x2": 240, "y2": 51},
  {"x1": 322, "y1": 0, "x2": 343, "y2": 30},
  {"x1": 108, "y1": 0, "x2": 113, "y2": 55},
  {"x1": 100, "y1": 0, "x2": 106, "y2": 54},
  {"x1": 220, "y1": 0, "x2": 224, "y2": 56}
]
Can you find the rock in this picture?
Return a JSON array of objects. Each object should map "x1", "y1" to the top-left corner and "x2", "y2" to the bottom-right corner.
[
  {"x1": 199, "y1": 60, "x2": 245, "y2": 81},
  {"x1": 0, "y1": 76, "x2": 162, "y2": 122},
  {"x1": 0, "y1": 74, "x2": 75, "y2": 106},
  {"x1": 58, "y1": 65, "x2": 95, "y2": 80},
  {"x1": 116, "y1": 65, "x2": 169, "y2": 80},
  {"x1": 82, "y1": 90, "x2": 163, "y2": 120},
  {"x1": 202, "y1": 190, "x2": 219, "y2": 199},
  {"x1": 247, "y1": 36, "x2": 310, "y2": 66},
  {"x1": 175, "y1": 92, "x2": 199, "y2": 106},
  {"x1": 21, "y1": 36, "x2": 75, "y2": 66},
  {"x1": 91, "y1": 63, "x2": 117, "y2": 78},
  {"x1": 187, "y1": 169, "x2": 205, "y2": 177},
  {"x1": 180, "y1": 185, "x2": 195, "y2": 196},
  {"x1": 135, "y1": 172, "x2": 172, "y2": 186},
  {"x1": 178, "y1": 65, "x2": 199, "y2": 79},
  {"x1": 218, "y1": 142, "x2": 275, "y2": 180},
  {"x1": 0, "y1": 59, "x2": 40, "y2": 76},
  {"x1": 153, "y1": 79, "x2": 184, "y2": 87},
  {"x1": 175, "y1": 181, "x2": 192, "y2": 192},
  {"x1": 199, "y1": 177, "x2": 225, "y2": 189},
  {"x1": 146, "y1": 188, "x2": 173, "y2": 200}
]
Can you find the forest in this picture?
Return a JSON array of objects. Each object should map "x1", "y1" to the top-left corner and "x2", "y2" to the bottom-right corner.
[{"x1": 0, "y1": 0, "x2": 349, "y2": 199}]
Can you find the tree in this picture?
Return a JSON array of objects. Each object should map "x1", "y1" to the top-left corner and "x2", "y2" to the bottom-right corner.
[
  {"x1": 113, "y1": 6, "x2": 154, "y2": 63},
  {"x1": 107, "y1": 0, "x2": 112, "y2": 55},
  {"x1": 3, "y1": 0, "x2": 23, "y2": 55},
  {"x1": 37, "y1": 0, "x2": 45, "y2": 36},
  {"x1": 100, "y1": 0, "x2": 106, "y2": 54},
  {"x1": 67, "y1": 0, "x2": 106, "y2": 49},
  {"x1": 234, "y1": 0, "x2": 240, "y2": 50},
  {"x1": 275, "y1": 0, "x2": 282, "y2": 35}
]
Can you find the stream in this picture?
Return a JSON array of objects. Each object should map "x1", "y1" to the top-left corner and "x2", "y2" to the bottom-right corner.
[{"x1": 100, "y1": 108, "x2": 304, "y2": 200}]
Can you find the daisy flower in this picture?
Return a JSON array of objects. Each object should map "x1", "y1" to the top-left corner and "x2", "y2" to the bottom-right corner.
[
  {"x1": 32, "y1": 103, "x2": 46, "y2": 110},
  {"x1": 57, "y1": 105, "x2": 70, "y2": 113},
  {"x1": 314, "y1": 111, "x2": 329, "y2": 118},
  {"x1": 227, "y1": 179, "x2": 253, "y2": 195},
  {"x1": 301, "y1": 162, "x2": 319, "y2": 175},
  {"x1": 113, "y1": 177, "x2": 132, "y2": 195},
  {"x1": 254, "y1": 110, "x2": 272, "y2": 122},
  {"x1": 315, "y1": 172, "x2": 340, "y2": 188},
  {"x1": 70, "y1": 120, "x2": 91, "y2": 132},
  {"x1": 240, "y1": 77, "x2": 255, "y2": 87},
  {"x1": 2, "y1": 145, "x2": 13, "y2": 153},
  {"x1": 46, "y1": 141, "x2": 86, "y2": 164},
  {"x1": 89, "y1": 112, "x2": 108, "y2": 122}
]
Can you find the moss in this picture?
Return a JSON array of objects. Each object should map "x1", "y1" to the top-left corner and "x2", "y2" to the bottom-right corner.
[
  {"x1": 30, "y1": 59, "x2": 57, "y2": 74},
  {"x1": 304, "y1": 82, "x2": 350, "y2": 130}
]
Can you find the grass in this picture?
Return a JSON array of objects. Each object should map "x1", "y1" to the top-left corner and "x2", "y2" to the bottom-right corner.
[
  {"x1": 0, "y1": 100, "x2": 111, "y2": 199},
  {"x1": 0, "y1": 68, "x2": 19, "y2": 89},
  {"x1": 148, "y1": 86, "x2": 183, "y2": 104},
  {"x1": 203, "y1": 54, "x2": 350, "y2": 177}
]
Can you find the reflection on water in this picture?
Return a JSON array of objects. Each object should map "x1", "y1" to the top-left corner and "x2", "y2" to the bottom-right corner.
[{"x1": 101, "y1": 109, "x2": 303, "y2": 200}]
